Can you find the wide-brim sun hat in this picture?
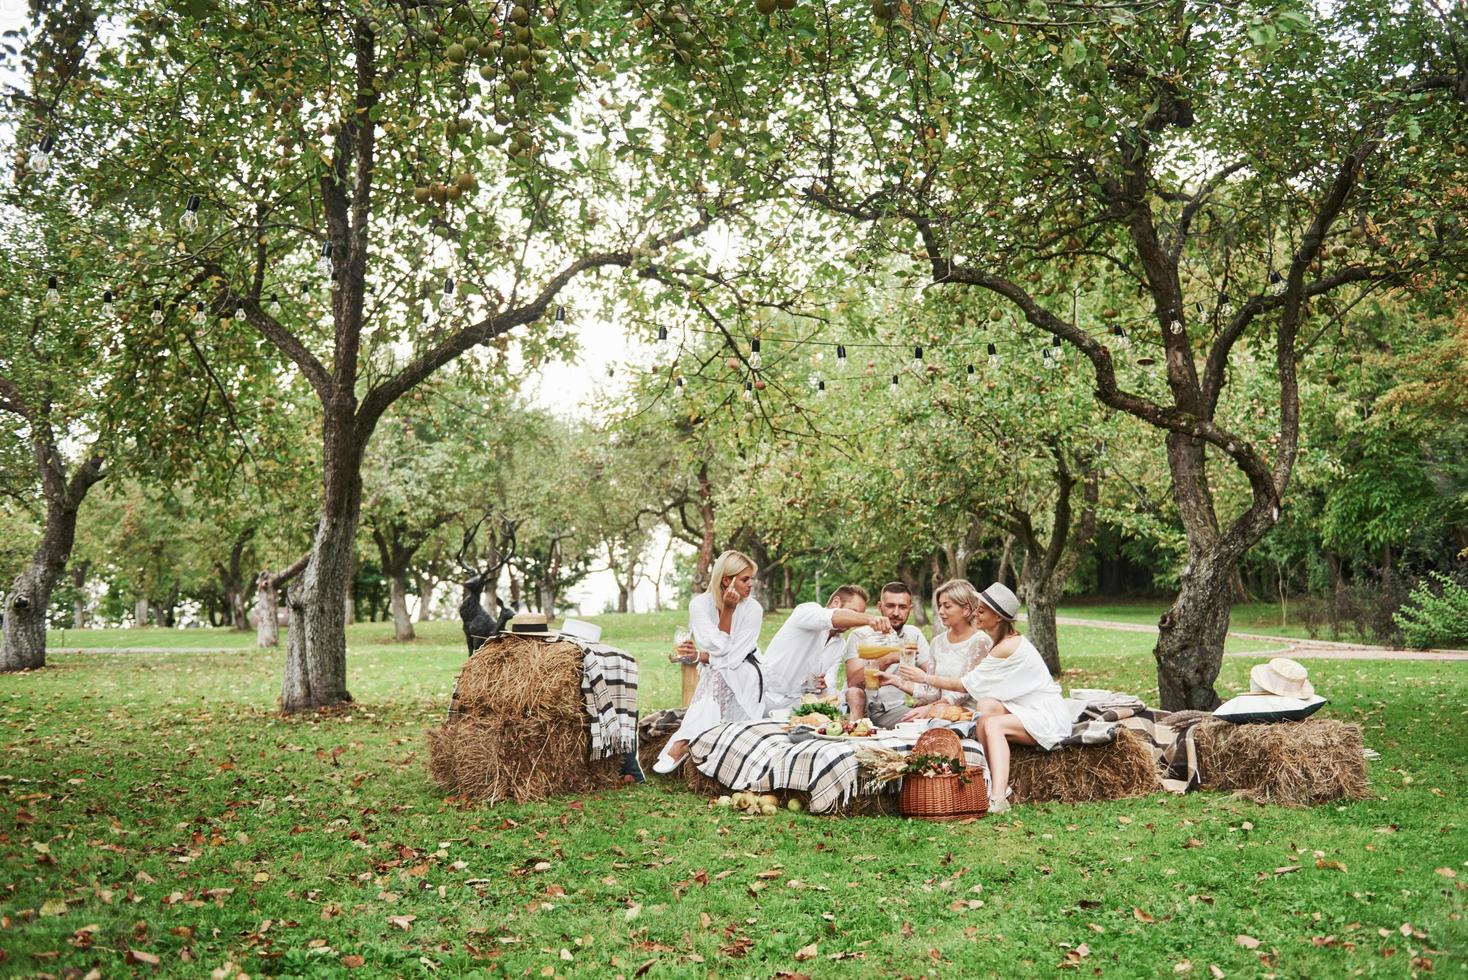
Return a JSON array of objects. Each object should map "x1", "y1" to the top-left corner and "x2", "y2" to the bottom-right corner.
[
  {"x1": 977, "y1": 582, "x2": 1020, "y2": 621},
  {"x1": 1248, "y1": 657, "x2": 1315, "y2": 699},
  {"x1": 508, "y1": 612, "x2": 550, "y2": 635}
]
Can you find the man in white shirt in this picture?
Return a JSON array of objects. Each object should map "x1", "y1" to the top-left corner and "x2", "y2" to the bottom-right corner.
[
  {"x1": 844, "y1": 581, "x2": 931, "y2": 726},
  {"x1": 762, "y1": 585, "x2": 888, "y2": 712}
]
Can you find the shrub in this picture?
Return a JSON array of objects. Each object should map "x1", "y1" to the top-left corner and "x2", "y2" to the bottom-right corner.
[{"x1": 1393, "y1": 572, "x2": 1468, "y2": 649}]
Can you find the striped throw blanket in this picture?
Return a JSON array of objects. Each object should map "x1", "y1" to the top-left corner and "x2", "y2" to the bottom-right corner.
[
  {"x1": 687, "y1": 721, "x2": 988, "y2": 814},
  {"x1": 1060, "y1": 705, "x2": 1210, "y2": 793},
  {"x1": 577, "y1": 642, "x2": 639, "y2": 760}
]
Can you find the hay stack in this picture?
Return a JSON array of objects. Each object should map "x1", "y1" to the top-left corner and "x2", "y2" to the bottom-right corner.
[
  {"x1": 1194, "y1": 718, "x2": 1369, "y2": 806},
  {"x1": 1009, "y1": 728, "x2": 1162, "y2": 804},
  {"x1": 426, "y1": 633, "x2": 626, "y2": 804}
]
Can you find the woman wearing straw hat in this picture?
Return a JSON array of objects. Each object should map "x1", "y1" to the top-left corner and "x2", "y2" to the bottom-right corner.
[
  {"x1": 892, "y1": 582, "x2": 1069, "y2": 814},
  {"x1": 653, "y1": 550, "x2": 765, "y2": 775}
]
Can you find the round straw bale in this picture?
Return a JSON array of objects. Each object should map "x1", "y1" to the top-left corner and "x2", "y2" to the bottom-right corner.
[
  {"x1": 1009, "y1": 727, "x2": 1162, "y2": 804},
  {"x1": 1194, "y1": 718, "x2": 1369, "y2": 806},
  {"x1": 425, "y1": 716, "x2": 623, "y2": 803},
  {"x1": 451, "y1": 634, "x2": 585, "y2": 722}
]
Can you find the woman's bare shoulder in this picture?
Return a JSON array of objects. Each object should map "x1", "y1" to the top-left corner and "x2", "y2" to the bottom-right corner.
[{"x1": 988, "y1": 635, "x2": 1022, "y2": 659}]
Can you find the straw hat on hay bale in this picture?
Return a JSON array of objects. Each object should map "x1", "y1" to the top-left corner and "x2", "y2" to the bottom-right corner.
[
  {"x1": 425, "y1": 631, "x2": 625, "y2": 803},
  {"x1": 1193, "y1": 717, "x2": 1370, "y2": 806}
]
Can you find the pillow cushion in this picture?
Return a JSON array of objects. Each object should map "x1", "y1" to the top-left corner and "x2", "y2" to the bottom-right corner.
[{"x1": 1213, "y1": 694, "x2": 1328, "y2": 724}]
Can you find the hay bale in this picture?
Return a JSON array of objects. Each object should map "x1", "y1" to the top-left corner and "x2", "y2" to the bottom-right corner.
[
  {"x1": 451, "y1": 634, "x2": 585, "y2": 722},
  {"x1": 425, "y1": 716, "x2": 624, "y2": 803},
  {"x1": 426, "y1": 633, "x2": 630, "y2": 803},
  {"x1": 1194, "y1": 718, "x2": 1369, "y2": 806},
  {"x1": 1009, "y1": 728, "x2": 1162, "y2": 804}
]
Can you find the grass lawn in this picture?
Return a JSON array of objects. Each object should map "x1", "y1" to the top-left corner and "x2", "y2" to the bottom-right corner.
[
  {"x1": 1054, "y1": 598, "x2": 1372, "y2": 644},
  {"x1": 6, "y1": 613, "x2": 1464, "y2": 978}
]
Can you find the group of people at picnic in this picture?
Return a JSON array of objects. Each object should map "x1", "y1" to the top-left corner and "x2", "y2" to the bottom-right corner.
[{"x1": 652, "y1": 550, "x2": 1071, "y2": 815}]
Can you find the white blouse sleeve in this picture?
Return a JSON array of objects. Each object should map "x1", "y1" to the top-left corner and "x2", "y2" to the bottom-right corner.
[{"x1": 690, "y1": 595, "x2": 763, "y2": 671}]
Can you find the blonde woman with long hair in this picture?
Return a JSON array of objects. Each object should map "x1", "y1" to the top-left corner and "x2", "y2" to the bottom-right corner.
[{"x1": 653, "y1": 550, "x2": 765, "y2": 774}]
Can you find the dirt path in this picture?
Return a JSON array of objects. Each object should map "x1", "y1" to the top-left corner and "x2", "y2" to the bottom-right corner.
[{"x1": 1051, "y1": 615, "x2": 1468, "y2": 662}]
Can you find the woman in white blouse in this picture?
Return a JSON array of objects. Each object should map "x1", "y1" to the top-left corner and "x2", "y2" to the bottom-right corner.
[
  {"x1": 653, "y1": 550, "x2": 765, "y2": 774},
  {"x1": 879, "y1": 578, "x2": 991, "y2": 712},
  {"x1": 892, "y1": 581, "x2": 1069, "y2": 814}
]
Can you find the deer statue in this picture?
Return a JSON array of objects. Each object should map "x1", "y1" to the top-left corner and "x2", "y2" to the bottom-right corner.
[{"x1": 457, "y1": 514, "x2": 519, "y2": 656}]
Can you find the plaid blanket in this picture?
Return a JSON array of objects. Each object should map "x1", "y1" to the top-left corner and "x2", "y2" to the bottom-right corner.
[
  {"x1": 576, "y1": 642, "x2": 639, "y2": 760},
  {"x1": 687, "y1": 721, "x2": 988, "y2": 814},
  {"x1": 1062, "y1": 705, "x2": 1210, "y2": 793}
]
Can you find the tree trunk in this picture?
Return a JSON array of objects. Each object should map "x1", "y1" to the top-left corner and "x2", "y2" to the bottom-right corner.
[
  {"x1": 897, "y1": 560, "x2": 928, "y2": 626},
  {"x1": 0, "y1": 443, "x2": 103, "y2": 670},
  {"x1": 692, "y1": 460, "x2": 717, "y2": 592},
  {"x1": 780, "y1": 565, "x2": 796, "y2": 609},
  {"x1": 1024, "y1": 586, "x2": 1062, "y2": 676},
  {"x1": 414, "y1": 573, "x2": 436, "y2": 622},
  {"x1": 387, "y1": 572, "x2": 414, "y2": 641},
  {"x1": 256, "y1": 571, "x2": 280, "y2": 648},
  {"x1": 70, "y1": 559, "x2": 89, "y2": 629},
  {"x1": 133, "y1": 597, "x2": 150, "y2": 627},
  {"x1": 280, "y1": 408, "x2": 364, "y2": 712},
  {"x1": 616, "y1": 581, "x2": 630, "y2": 614},
  {"x1": 996, "y1": 533, "x2": 1016, "y2": 586},
  {"x1": 1155, "y1": 554, "x2": 1235, "y2": 710}
]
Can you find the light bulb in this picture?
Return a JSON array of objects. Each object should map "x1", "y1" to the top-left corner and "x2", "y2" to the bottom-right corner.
[
  {"x1": 816, "y1": 379, "x2": 827, "y2": 398},
  {"x1": 674, "y1": 376, "x2": 685, "y2": 397},
  {"x1": 102, "y1": 289, "x2": 115, "y2": 318},
  {"x1": 1113, "y1": 324, "x2": 1130, "y2": 348},
  {"x1": 749, "y1": 338, "x2": 762, "y2": 369},
  {"x1": 966, "y1": 364, "x2": 977, "y2": 385},
  {"x1": 192, "y1": 302, "x2": 206, "y2": 325},
  {"x1": 1168, "y1": 311, "x2": 1183, "y2": 335},
  {"x1": 179, "y1": 193, "x2": 201, "y2": 231},
  {"x1": 742, "y1": 381, "x2": 753, "y2": 401},
  {"x1": 1194, "y1": 301, "x2": 1205, "y2": 318},
  {"x1": 1052, "y1": 338, "x2": 1063, "y2": 362},
  {"x1": 300, "y1": 282, "x2": 311, "y2": 300},
  {"x1": 910, "y1": 345, "x2": 923, "y2": 373},
  {"x1": 808, "y1": 372, "x2": 822, "y2": 390},
  {"x1": 888, "y1": 374, "x2": 899, "y2": 397},
  {"x1": 28, "y1": 136, "x2": 54, "y2": 174},
  {"x1": 655, "y1": 325, "x2": 670, "y2": 358},
  {"x1": 1268, "y1": 270, "x2": 1285, "y2": 296},
  {"x1": 835, "y1": 344, "x2": 846, "y2": 367},
  {"x1": 555, "y1": 305, "x2": 566, "y2": 322},
  {"x1": 44, "y1": 275, "x2": 59, "y2": 306},
  {"x1": 439, "y1": 276, "x2": 457, "y2": 312},
  {"x1": 151, "y1": 300, "x2": 164, "y2": 324},
  {"x1": 1042, "y1": 347, "x2": 1054, "y2": 369},
  {"x1": 1219, "y1": 292, "x2": 1233, "y2": 316},
  {"x1": 987, "y1": 341, "x2": 999, "y2": 368},
  {"x1": 317, "y1": 241, "x2": 334, "y2": 279},
  {"x1": 234, "y1": 302, "x2": 246, "y2": 321},
  {"x1": 268, "y1": 294, "x2": 281, "y2": 315}
]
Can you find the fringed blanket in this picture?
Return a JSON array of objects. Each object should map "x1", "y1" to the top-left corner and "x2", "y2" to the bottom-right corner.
[
  {"x1": 686, "y1": 720, "x2": 987, "y2": 814},
  {"x1": 1059, "y1": 705, "x2": 1211, "y2": 793},
  {"x1": 576, "y1": 642, "x2": 639, "y2": 759}
]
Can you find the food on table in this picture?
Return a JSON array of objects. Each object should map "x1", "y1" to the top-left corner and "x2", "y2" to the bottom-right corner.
[{"x1": 930, "y1": 704, "x2": 974, "y2": 722}]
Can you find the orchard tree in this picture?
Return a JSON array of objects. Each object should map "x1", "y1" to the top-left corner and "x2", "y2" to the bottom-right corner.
[
  {"x1": 655, "y1": 0, "x2": 1468, "y2": 707},
  {"x1": 15, "y1": 1, "x2": 742, "y2": 708}
]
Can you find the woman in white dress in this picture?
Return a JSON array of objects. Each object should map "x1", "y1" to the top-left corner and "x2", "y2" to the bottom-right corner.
[
  {"x1": 879, "y1": 578, "x2": 991, "y2": 712},
  {"x1": 893, "y1": 581, "x2": 1069, "y2": 814},
  {"x1": 653, "y1": 550, "x2": 765, "y2": 774}
]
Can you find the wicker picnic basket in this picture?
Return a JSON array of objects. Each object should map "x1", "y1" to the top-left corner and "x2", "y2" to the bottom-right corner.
[{"x1": 900, "y1": 728, "x2": 989, "y2": 821}]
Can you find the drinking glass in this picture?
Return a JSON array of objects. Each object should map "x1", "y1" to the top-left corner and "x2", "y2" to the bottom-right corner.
[
  {"x1": 801, "y1": 672, "x2": 825, "y2": 694},
  {"x1": 900, "y1": 641, "x2": 918, "y2": 706},
  {"x1": 670, "y1": 626, "x2": 694, "y2": 664}
]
